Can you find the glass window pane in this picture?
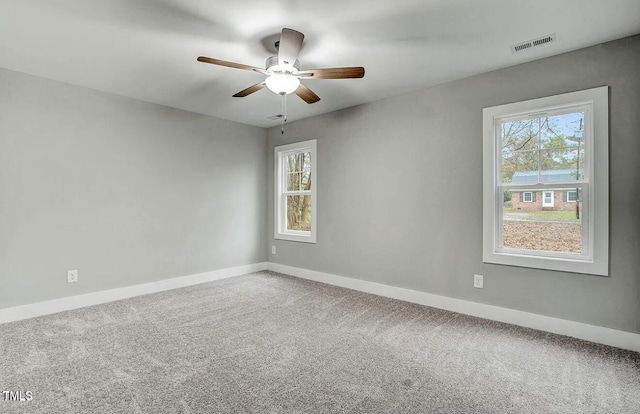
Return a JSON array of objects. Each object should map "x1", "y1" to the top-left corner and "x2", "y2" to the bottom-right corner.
[
  {"x1": 286, "y1": 154, "x2": 296, "y2": 174},
  {"x1": 501, "y1": 119, "x2": 540, "y2": 153},
  {"x1": 287, "y1": 172, "x2": 301, "y2": 191},
  {"x1": 286, "y1": 195, "x2": 312, "y2": 232},
  {"x1": 504, "y1": 149, "x2": 584, "y2": 184},
  {"x1": 540, "y1": 148, "x2": 583, "y2": 181},
  {"x1": 502, "y1": 188, "x2": 583, "y2": 254},
  {"x1": 286, "y1": 152, "x2": 311, "y2": 174},
  {"x1": 303, "y1": 153, "x2": 311, "y2": 172},
  {"x1": 540, "y1": 111, "x2": 585, "y2": 149},
  {"x1": 300, "y1": 170, "x2": 311, "y2": 190},
  {"x1": 502, "y1": 149, "x2": 539, "y2": 183},
  {"x1": 500, "y1": 111, "x2": 587, "y2": 184},
  {"x1": 285, "y1": 151, "x2": 312, "y2": 191}
]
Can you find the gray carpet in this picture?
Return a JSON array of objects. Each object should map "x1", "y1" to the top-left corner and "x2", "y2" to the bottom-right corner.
[{"x1": 1, "y1": 271, "x2": 639, "y2": 413}]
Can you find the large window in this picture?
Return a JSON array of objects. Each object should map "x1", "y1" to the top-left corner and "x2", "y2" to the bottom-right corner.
[
  {"x1": 274, "y1": 140, "x2": 317, "y2": 243},
  {"x1": 483, "y1": 87, "x2": 608, "y2": 275}
]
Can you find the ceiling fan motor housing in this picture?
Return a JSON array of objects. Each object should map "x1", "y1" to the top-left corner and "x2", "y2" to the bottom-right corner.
[{"x1": 265, "y1": 56, "x2": 300, "y2": 73}]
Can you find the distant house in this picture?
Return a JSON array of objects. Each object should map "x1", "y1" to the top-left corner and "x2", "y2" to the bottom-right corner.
[{"x1": 510, "y1": 169, "x2": 581, "y2": 211}]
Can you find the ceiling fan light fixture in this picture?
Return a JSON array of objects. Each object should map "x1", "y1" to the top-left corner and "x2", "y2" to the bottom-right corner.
[{"x1": 265, "y1": 74, "x2": 300, "y2": 95}]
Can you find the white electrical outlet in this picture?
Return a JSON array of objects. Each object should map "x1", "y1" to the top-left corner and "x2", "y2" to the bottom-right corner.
[
  {"x1": 474, "y1": 274, "x2": 483, "y2": 289},
  {"x1": 67, "y1": 269, "x2": 78, "y2": 283},
  {"x1": 271, "y1": 246, "x2": 276, "y2": 255}
]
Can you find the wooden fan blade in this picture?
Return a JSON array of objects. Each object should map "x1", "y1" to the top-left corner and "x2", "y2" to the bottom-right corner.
[
  {"x1": 278, "y1": 28, "x2": 304, "y2": 66},
  {"x1": 298, "y1": 67, "x2": 365, "y2": 79},
  {"x1": 233, "y1": 82, "x2": 266, "y2": 98},
  {"x1": 197, "y1": 56, "x2": 267, "y2": 74},
  {"x1": 295, "y1": 83, "x2": 320, "y2": 104}
]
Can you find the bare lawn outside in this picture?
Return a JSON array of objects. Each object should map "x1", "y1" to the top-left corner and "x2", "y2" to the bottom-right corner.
[{"x1": 502, "y1": 209, "x2": 582, "y2": 253}]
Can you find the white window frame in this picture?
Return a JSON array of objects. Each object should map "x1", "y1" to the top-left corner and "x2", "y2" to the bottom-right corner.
[
  {"x1": 522, "y1": 191, "x2": 534, "y2": 203},
  {"x1": 274, "y1": 139, "x2": 317, "y2": 243},
  {"x1": 483, "y1": 86, "x2": 609, "y2": 276},
  {"x1": 567, "y1": 190, "x2": 578, "y2": 203}
]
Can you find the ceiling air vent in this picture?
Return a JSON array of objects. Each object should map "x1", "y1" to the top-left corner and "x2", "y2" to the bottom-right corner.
[
  {"x1": 267, "y1": 114, "x2": 284, "y2": 120},
  {"x1": 511, "y1": 33, "x2": 556, "y2": 53}
]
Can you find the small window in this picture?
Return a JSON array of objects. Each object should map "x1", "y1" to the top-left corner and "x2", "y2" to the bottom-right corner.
[
  {"x1": 483, "y1": 87, "x2": 609, "y2": 275},
  {"x1": 274, "y1": 140, "x2": 317, "y2": 243}
]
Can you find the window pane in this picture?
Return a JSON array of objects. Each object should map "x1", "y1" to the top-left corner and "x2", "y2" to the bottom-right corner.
[
  {"x1": 540, "y1": 148, "x2": 583, "y2": 181},
  {"x1": 501, "y1": 119, "x2": 540, "y2": 152},
  {"x1": 286, "y1": 195, "x2": 312, "y2": 232},
  {"x1": 504, "y1": 149, "x2": 584, "y2": 184},
  {"x1": 303, "y1": 153, "x2": 311, "y2": 172},
  {"x1": 287, "y1": 172, "x2": 300, "y2": 191},
  {"x1": 502, "y1": 188, "x2": 583, "y2": 254},
  {"x1": 502, "y1": 149, "x2": 539, "y2": 183},
  {"x1": 286, "y1": 152, "x2": 310, "y2": 174},
  {"x1": 539, "y1": 111, "x2": 585, "y2": 149},
  {"x1": 286, "y1": 154, "x2": 298, "y2": 173},
  {"x1": 500, "y1": 111, "x2": 586, "y2": 184},
  {"x1": 286, "y1": 152, "x2": 312, "y2": 191},
  {"x1": 300, "y1": 170, "x2": 311, "y2": 190}
]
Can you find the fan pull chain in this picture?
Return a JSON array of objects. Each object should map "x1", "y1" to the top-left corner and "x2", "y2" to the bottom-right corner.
[{"x1": 281, "y1": 93, "x2": 288, "y2": 134}]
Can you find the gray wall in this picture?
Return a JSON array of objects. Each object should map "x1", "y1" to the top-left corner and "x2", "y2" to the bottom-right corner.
[
  {"x1": 267, "y1": 35, "x2": 640, "y2": 334},
  {"x1": 0, "y1": 68, "x2": 267, "y2": 308}
]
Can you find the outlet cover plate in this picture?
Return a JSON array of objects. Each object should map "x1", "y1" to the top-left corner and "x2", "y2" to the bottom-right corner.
[
  {"x1": 474, "y1": 274, "x2": 483, "y2": 289},
  {"x1": 67, "y1": 269, "x2": 78, "y2": 283}
]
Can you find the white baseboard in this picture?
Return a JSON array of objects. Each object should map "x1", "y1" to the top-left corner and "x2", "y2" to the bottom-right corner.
[
  {"x1": 266, "y1": 262, "x2": 640, "y2": 353},
  {"x1": 4, "y1": 261, "x2": 638, "y2": 353},
  {"x1": 0, "y1": 262, "x2": 267, "y2": 325}
]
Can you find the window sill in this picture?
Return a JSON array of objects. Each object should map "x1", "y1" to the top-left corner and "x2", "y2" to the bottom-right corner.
[
  {"x1": 483, "y1": 250, "x2": 608, "y2": 276},
  {"x1": 275, "y1": 232, "x2": 316, "y2": 244}
]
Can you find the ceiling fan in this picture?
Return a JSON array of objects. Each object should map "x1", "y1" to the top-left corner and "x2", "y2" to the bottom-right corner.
[{"x1": 197, "y1": 28, "x2": 365, "y2": 131}]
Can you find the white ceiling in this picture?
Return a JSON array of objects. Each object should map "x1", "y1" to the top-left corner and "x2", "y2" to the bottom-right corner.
[{"x1": 1, "y1": 0, "x2": 639, "y2": 128}]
